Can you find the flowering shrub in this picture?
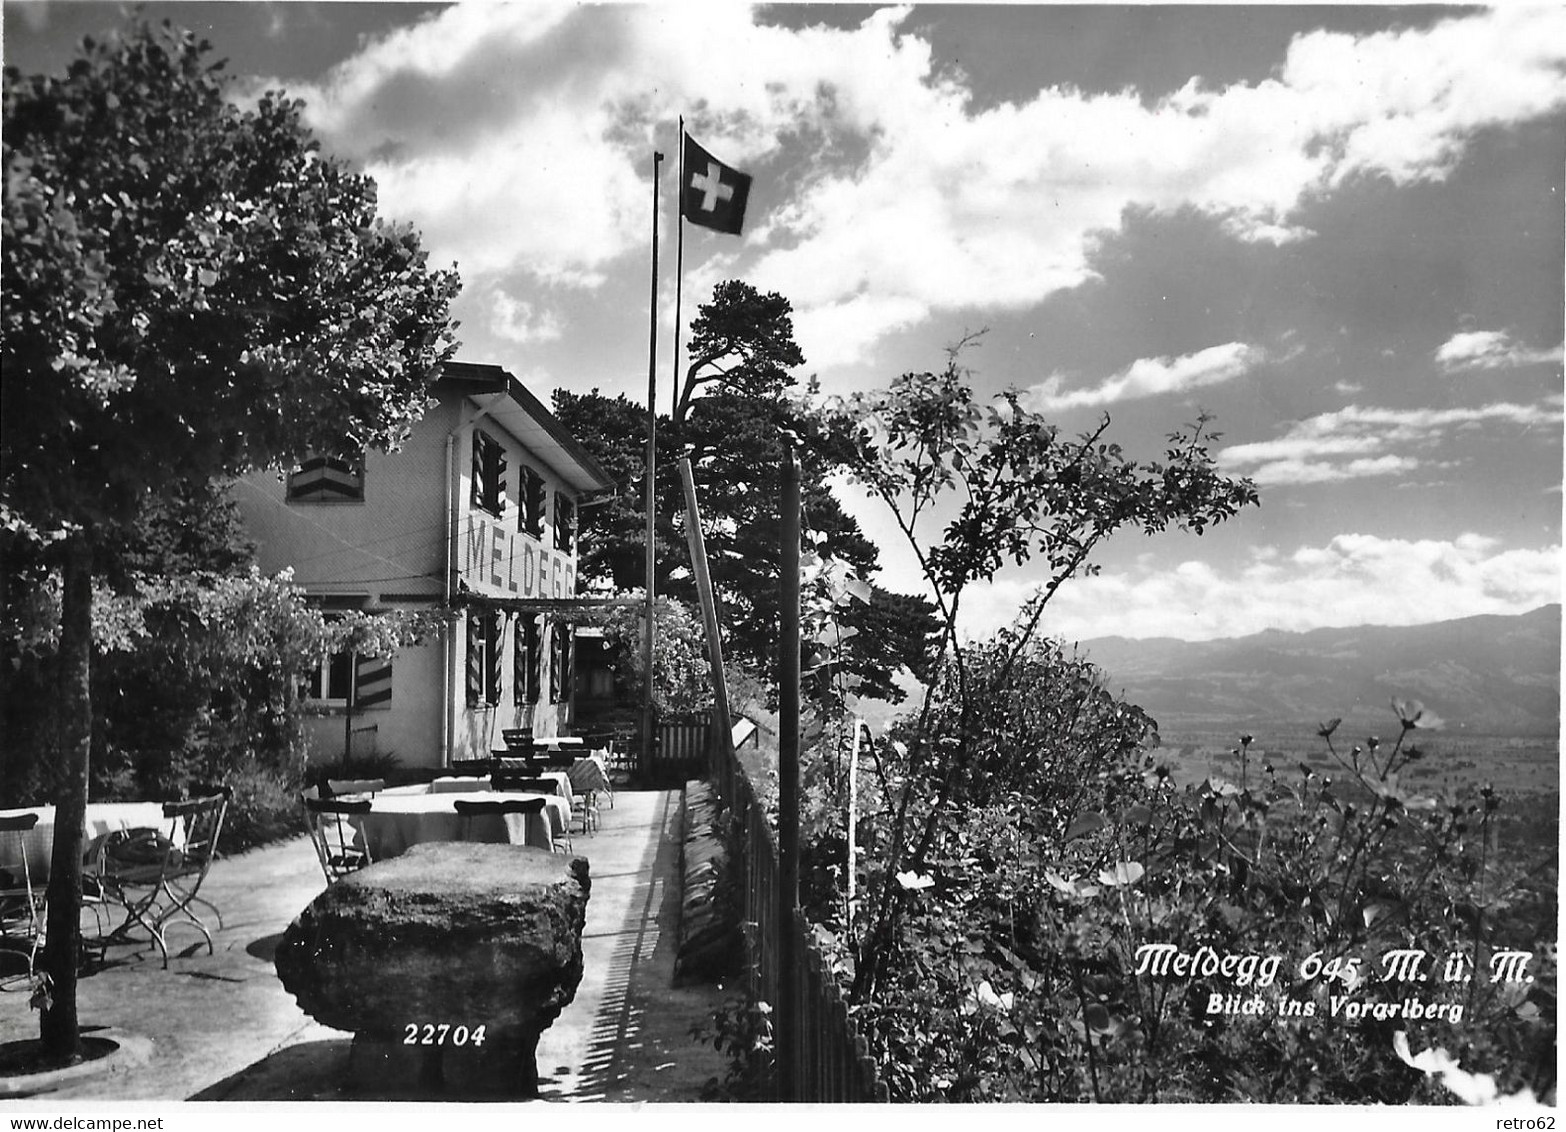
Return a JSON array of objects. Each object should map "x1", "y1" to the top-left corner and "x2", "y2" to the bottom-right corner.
[{"x1": 800, "y1": 687, "x2": 1556, "y2": 1102}]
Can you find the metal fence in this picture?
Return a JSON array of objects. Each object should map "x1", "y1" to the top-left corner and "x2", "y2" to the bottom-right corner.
[{"x1": 717, "y1": 741, "x2": 889, "y2": 1102}]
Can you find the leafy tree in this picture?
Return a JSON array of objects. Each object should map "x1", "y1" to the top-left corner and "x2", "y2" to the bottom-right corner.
[
  {"x1": 1, "y1": 21, "x2": 458, "y2": 1060},
  {"x1": 675, "y1": 279, "x2": 803, "y2": 424},
  {"x1": 817, "y1": 348, "x2": 1260, "y2": 998},
  {"x1": 553, "y1": 283, "x2": 939, "y2": 704}
]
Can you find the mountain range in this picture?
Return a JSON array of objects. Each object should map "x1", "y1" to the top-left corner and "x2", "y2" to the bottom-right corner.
[{"x1": 1078, "y1": 604, "x2": 1561, "y2": 737}]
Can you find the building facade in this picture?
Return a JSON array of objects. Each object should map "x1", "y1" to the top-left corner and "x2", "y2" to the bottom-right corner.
[{"x1": 234, "y1": 361, "x2": 615, "y2": 769}]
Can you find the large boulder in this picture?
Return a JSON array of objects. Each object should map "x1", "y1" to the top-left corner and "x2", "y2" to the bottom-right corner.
[{"x1": 274, "y1": 842, "x2": 590, "y2": 1097}]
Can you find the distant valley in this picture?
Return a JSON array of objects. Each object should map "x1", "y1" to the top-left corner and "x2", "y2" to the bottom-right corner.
[{"x1": 1078, "y1": 604, "x2": 1561, "y2": 739}]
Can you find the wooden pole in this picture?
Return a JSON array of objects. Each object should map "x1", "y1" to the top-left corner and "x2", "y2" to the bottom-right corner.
[
  {"x1": 778, "y1": 440, "x2": 801, "y2": 1101},
  {"x1": 643, "y1": 149, "x2": 664, "y2": 782},
  {"x1": 678, "y1": 457, "x2": 734, "y2": 783}
]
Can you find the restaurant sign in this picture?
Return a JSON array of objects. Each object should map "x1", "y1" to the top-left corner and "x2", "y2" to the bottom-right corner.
[{"x1": 461, "y1": 515, "x2": 575, "y2": 600}]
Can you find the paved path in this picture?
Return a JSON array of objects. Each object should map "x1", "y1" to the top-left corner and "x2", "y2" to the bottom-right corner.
[{"x1": 0, "y1": 788, "x2": 728, "y2": 1103}]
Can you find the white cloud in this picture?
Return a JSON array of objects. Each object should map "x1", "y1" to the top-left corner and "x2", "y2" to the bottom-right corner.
[
  {"x1": 958, "y1": 534, "x2": 1562, "y2": 642},
  {"x1": 1220, "y1": 400, "x2": 1563, "y2": 485},
  {"x1": 489, "y1": 288, "x2": 562, "y2": 345},
  {"x1": 1436, "y1": 330, "x2": 1565, "y2": 373},
  {"x1": 256, "y1": 4, "x2": 1566, "y2": 365},
  {"x1": 1028, "y1": 342, "x2": 1266, "y2": 411}
]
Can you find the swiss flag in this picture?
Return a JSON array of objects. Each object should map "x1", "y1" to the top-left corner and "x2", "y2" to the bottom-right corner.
[{"x1": 681, "y1": 132, "x2": 751, "y2": 235}]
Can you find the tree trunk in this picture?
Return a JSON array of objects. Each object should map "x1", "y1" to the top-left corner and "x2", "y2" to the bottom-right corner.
[{"x1": 39, "y1": 531, "x2": 91, "y2": 1062}]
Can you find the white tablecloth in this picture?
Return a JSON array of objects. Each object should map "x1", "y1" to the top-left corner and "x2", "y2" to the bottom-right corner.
[
  {"x1": 0, "y1": 802, "x2": 176, "y2": 883},
  {"x1": 357, "y1": 789, "x2": 564, "y2": 858},
  {"x1": 417, "y1": 777, "x2": 491, "y2": 795}
]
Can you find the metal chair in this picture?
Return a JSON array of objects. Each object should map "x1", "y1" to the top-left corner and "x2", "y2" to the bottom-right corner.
[
  {"x1": 491, "y1": 773, "x2": 560, "y2": 795},
  {"x1": 89, "y1": 791, "x2": 230, "y2": 968},
  {"x1": 325, "y1": 778, "x2": 385, "y2": 798},
  {"x1": 500, "y1": 729, "x2": 535, "y2": 754},
  {"x1": 446, "y1": 758, "x2": 494, "y2": 777},
  {"x1": 491, "y1": 775, "x2": 570, "y2": 850},
  {"x1": 453, "y1": 797, "x2": 556, "y2": 851},
  {"x1": 0, "y1": 813, "x2": 45, "y2": 992},
  {"x1": 303, "y1": 798, "x2": 374, "y2": 882}
]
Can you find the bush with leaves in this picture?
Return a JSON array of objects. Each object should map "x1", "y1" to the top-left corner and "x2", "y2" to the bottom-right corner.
[
  {"x1": 3, "y1": 567, "x2": 436, "y2": 850},
  {"x1": 811, "y1": 698, "x2": 1554, "y2": 1103},
  {"x1": 582, "y1": 593, "x2": 714, "y2": 717}
]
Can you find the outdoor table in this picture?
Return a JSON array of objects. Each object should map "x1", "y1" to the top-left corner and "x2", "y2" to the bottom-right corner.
[
  {"x1": 0, "y1": 802, "x2": 175, "y2": 883},
  {"x1": 356, "y1": 789, "x2": 564, "y2": 858}
]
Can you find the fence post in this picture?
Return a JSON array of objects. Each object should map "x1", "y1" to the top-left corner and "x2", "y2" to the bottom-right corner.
[{"x1": 777, "y1": 439, "x2": 801, "y2": 1102}]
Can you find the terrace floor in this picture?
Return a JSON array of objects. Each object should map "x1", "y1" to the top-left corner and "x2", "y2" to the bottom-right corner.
[{"x1": 0, "y1": 788, "x2": 730, "y2": 1103}]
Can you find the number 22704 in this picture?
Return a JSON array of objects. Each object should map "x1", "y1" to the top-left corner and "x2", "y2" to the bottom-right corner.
[{"x1": 403, "y1": 1023, "x2": 486, "y2": 1046}]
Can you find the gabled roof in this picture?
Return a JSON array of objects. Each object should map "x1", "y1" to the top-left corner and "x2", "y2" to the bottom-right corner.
[{"x1": 439, "y1": 361, "x2": 615, "y2": 495}]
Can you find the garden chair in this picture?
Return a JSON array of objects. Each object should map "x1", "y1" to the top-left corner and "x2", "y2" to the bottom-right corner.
[
  {"x1": 0, "y1": 812, "x2": 45, "y2": 992},
  {"x1": 452, "y1": 797, "x2": 557, "y2": 851},
  {"x1": 499, "y1": 729, "x2": 535, "y2": 755},
  {"x1": 88, "y1": 790, "x2": 230, "y2": 968},
  {"x1": 491, "y1": 774, "x2": 571, "y2": 851},
  {"x1": 569, "y1": 751, "x2": 614, "y2": 810},
  {"x1": 304, "y1": 798, "x2": 374, "y2": 882},
  {"x1": 491, "y1": 773, "x2": 560, "y2": 795},
  {"x1": 446, "y1": 758, "x2": 494, "y2": 777},
  {"x1": 326, "y1": 778, "x2": 385, "y2": 798}
]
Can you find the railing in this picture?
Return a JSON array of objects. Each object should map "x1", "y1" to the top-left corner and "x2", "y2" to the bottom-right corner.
[
  {"x1": 654, "y1": 715, "x2": 710, "y2": 779},
  {"x1": 718, "y1": 742, "x2": 889, "y2": 1102}
]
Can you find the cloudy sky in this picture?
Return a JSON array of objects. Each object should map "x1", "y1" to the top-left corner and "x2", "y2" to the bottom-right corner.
[{"x1": 7, "y1": 2, "x2": 1563, "y2": 643}]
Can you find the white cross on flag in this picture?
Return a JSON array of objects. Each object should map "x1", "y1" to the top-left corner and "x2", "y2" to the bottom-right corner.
[{"x1": 681, "y1": 132, "x2": 751, "y2": 235}]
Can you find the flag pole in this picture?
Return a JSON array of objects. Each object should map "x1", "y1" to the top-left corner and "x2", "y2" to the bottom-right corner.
[
  {"x1": 643, "y1": 148, "x2": 664, "y2": 782},
  {"x1": 671, "y1": 115, "x2": 686, "y2": 422}
]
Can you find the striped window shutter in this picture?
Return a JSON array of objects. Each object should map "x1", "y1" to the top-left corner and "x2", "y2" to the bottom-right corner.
[
  {"x1": 523, "y1": 616, "x2": 535, "y2": 704},
  {"x1": 287, "y1": 455, "x2": 363, "y2": 501},
  {"x1": 465, "y1": 611, "x2": 484, "y2": 706},
  {"x1": 525, "y1": 616, "x2": 542, "y2": 704},
  {"x1": 470, "y1": 434, "x2": 483, "y2": 510},
  {"x1": 355, "y1": 654, "x2": 394, "y2": 708},
  {"x1": 486, "y1": 612, "x2": 503, "y2": 705},
  {"x1": 494, "y1": 446, "x2": 508, "y2": 516},
  {"x1": 563, "y1": 624, "x2": 575, "y2": 698},
  {"x1": 548, "y1": 623, "x2": 561, "y2": 703}
]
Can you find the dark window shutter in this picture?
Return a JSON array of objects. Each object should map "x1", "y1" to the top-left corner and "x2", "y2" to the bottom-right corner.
[
  {"x1": 554, "y1": 495, "x2": 575, "y2": 552},
  {"x1": 523, "y1": 616, "x2": 535, "y2": 704},
  {"x1": 493, "y1": 445, "x2": 508, "y2": 516},
  {"x1": 522, "y1": 467, "x2": 546, "y2": 537}
]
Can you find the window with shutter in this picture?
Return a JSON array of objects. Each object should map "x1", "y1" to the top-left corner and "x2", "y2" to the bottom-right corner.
[
  {"x1": 287, "y1": 455, "x2": 364, "y2": 502},
  {"x1": 524, "y1": 615, "x2": 542, "y2": 704},
  {"x1": 465, "y1": 610, "x2": 485, "y2": 706},
  {"x1": 549, "y1": 622, "x2": 574, "y2": 704},
  {"x1": 521, "y1": 466, "x2": 546, "y2": 538},
  {"x1": 487, "y1": 612, "x2": 504, "y2": 705},
  {"x1": 355, "y1": 654, "x2": 394, "y2": 708},
  {"x1": 471, "y1": 430, "x2": 508, "y2": 517},
  {"x1": 554, "y1": 494, "x2": 575, "y2": 553}
]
